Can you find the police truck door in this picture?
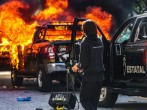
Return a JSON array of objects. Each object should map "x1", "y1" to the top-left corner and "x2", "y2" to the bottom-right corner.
[
  {"x1": 111, "y1": 17, "x2": 147, "y2": 81},
  {"x1": 110, "y1": 18, "x2": 135, "y2": 80},
  {"x1": 123, "y1": 17, "x2": 147, "y2": 78}
]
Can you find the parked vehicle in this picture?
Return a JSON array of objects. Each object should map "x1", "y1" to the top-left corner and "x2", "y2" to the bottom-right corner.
[{"x1": 69, "y1": 13, "x2": 147, "y2": 107}]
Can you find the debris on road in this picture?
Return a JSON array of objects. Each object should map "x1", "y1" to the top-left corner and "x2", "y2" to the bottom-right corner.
[{"x1": 17, "y1": 96, "x2": 31, "y2": 101}]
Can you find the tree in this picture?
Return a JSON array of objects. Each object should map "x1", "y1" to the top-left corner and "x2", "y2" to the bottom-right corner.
[{"x1": 134, "y1": 0, "x2": 147, "y2": 14}]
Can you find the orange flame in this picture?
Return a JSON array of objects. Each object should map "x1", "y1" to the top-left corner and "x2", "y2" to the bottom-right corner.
[
  {"x1": 0, "y1": 0, "x2": 113, "y2": 68},
  {"x1": 0, "y1": 0, "x2": 37, "y2": 66},
  {"x1": 84, "y1": 6, "x2": 112, "y2": 40},
  {"x1": 34, "y1": 0, "x2": 74, "y2": 22}
]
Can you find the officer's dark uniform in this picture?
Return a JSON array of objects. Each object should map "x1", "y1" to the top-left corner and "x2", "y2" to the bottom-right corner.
[{"x1": 78, "y1": 35, "x2": 105, "y2": 110}]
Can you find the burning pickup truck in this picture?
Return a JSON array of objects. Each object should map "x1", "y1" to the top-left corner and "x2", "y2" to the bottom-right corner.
[{"x1": 11, "y1": 22, "x2": 82, "y2": 92}]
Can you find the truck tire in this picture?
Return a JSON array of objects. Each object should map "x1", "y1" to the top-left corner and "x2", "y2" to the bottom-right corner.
[
  {"x1": 37, "y1": 66, "x2": 52, "y2": 92},
  {"x1": 98, "y1": 87, "x2": 118, "y2": 107},
  {"x1": 11, "y1": 69, "x2": 23, "y2": 86}
]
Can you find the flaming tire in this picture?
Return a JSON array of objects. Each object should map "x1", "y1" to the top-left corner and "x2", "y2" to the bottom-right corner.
[
  {"x1": 37, "y1": 65, "x2": 52, "y2": 92},
  {"x1": 98, "y1": 87, "x2": 118, "y2": 107},
  {"x1": 11, "y1": 69, "x2": 23, "y2": 86}
]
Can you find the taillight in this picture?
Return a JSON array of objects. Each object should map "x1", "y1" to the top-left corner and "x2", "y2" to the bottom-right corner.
[{"x1": 48, "y1": 45, "x2": 56, "y2": 62}]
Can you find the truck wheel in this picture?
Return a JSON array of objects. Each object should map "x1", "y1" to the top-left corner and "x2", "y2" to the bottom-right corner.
[
  {"x1": 98, "y1": 87, "x2": 118, "y2": 107},
  {"x1": 11, "y1": 69, "x2": 23, "y2": 86},
  {"x1": 37, "y1": 66, "x2": 52, "y2": 92}
]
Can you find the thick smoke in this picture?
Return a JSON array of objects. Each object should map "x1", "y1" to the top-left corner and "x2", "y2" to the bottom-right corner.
[
  {"x1": 0, "y1": 0, "x2": 6, "y2": 4},
  {"x1": 95, "y1": 0, "x2": 134, "y2": 27},
  {"x1": 19, "y1": 0, "x2": 42, "y2": 23},
  {"x1": 69, "y1": 0, "x2": 135, "y2": 33},
  {"x1": 1, "y1": 0, "x2": 135, "y2": 34}
]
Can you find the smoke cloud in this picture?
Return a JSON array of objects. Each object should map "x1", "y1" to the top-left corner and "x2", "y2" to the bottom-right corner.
[
  {"x1": 0, "y1": 0, "x2": 135, "y2": 34},
  {"x1": 68, "y1": 0, "x2": 134, "y2": 32}
]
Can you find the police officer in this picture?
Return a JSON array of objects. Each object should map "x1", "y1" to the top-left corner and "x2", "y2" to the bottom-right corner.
[{"x1": 72, "y1": 19, "x2": 105, "y2": 110}]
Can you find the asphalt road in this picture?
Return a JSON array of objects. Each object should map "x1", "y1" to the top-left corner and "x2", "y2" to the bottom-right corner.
[{"x1": 0, "y1": 71, "x2": 147, "y2": 110}]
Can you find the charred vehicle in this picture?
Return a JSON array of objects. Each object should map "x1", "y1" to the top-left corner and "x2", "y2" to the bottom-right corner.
[
  {"x1": 11, "y1": 22, "x2": 82, "y2": 92},
  {"x1": 68, "y1": 13, "x2": 147, "y2": 107}
]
